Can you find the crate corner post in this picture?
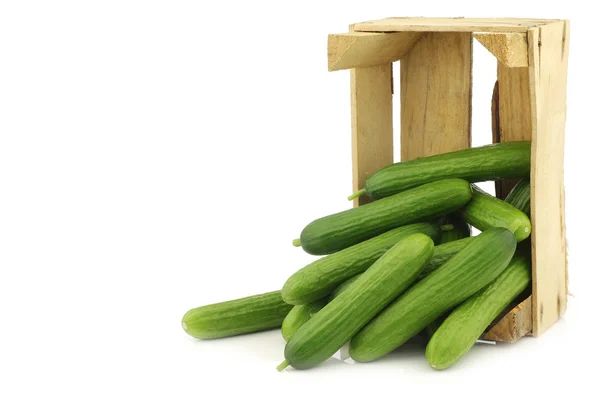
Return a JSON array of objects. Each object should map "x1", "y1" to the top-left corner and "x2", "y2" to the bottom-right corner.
[{"x1": 528, "y1": 20, "x2": 570, "y2": 337}]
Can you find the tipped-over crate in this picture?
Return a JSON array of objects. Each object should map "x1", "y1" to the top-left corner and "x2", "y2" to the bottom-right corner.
[{"x1": 327, "y1": 17, "x2": 569, "y2": 342}]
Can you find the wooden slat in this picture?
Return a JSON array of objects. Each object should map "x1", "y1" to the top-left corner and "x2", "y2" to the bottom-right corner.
[
  {"x1": 353, "y1": 17, "x2": 557, "y2": 33},
  {"x1": 494, "y1": 64, "x2": 533, "y2": 198},
  {"x1": 474, "y1": 33, "x2": 528, "y2": 67},
  {"x1": 351, "y1": 64, "x2": 393, "y2": 206},
  {"x1": 400, "y1": 32, "x2": 472, "y2": 161},
  {"x1": 328, "y1": 32, "x2": 423, "y2": 71},
  {"x1": 491, "y1": 81, "x2": 503, "y2": 197},
  {"x1": 528, "y1": 21, "x2": 570, "y2": 336},
  {"x1": 484, "y1": 296, "x2": 532, "y2": 342}
]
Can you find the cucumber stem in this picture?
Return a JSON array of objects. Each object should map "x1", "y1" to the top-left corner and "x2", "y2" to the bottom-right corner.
[
  {"x1": 440, "y1": 224, "x2": 454, "y2": 232},
  {"x1": 276, "y1": 360, "x2": 290, "y2": 371},
  {"x1": 347, "y1": 188, "x2": 366, "y2": 201},
  {"x1": 292, "y1": 238, "x2": 302, "y2": 247}
]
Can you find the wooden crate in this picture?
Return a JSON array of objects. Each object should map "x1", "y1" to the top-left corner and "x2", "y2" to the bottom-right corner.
[{"x1": 327, "y1": 17, "x2": 569, "y2": 342}]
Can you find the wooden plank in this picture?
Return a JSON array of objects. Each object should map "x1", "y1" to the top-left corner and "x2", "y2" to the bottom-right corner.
[
  {"x1": 491, "y1": 80, "x2": 505, "y2": 198},
  {"x1": 400, "y1": 32, "x2": 472, "y2": 161},
  {"x1": 353, "y1": 17, "x2": 557, "y2": 33},
  {"x1": 328, "y1": 31, "x2": 423, "y2": 71},
  {"x1": 494, "y1": 64, "x2": 533, "y2": 198},
  {"x1": 351, "y1": 64, "x2": 393, "y2": 206},
  {"x1": 474, "y1": 33, "x2": 528, "y2": 67},
  {"x1": 528, "y1": 21, "x2": 570, "y2": 336},
  {"x1": 484, "y1": 296, "x2": 532, "y2": 342}
]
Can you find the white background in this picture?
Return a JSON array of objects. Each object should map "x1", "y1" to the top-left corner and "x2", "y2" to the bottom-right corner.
[{"x1": 1, "y1": 1, "x2": 598, "y2": 399}]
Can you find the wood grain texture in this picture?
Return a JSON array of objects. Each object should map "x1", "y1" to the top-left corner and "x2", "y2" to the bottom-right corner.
[
  {"x1": 328, "y1": 32, "x2": 423, "y2": 71},
  {"x1": 474, "y1": 33, "x2": 528, "y2": 67},
  {"x1": 528, "y1": 21, "x2": 570, "y2": 336},
  {"x1": 400, "y1": 32, "x2": 472, "y2": 161},
  {"x1": 491, "y1": 80, "x2": 504, "y2": 198},
  {"x1": 494, "y1": 64, "x2": 532, "y2": 198},
  {"x1": 351, "y1": 64, "x2": 393, "y2": 206},
  {"x1": 353, "y1": 17, "x2": 557, "y2": 33},
  {"x1": 484, "y1": 296, "x2": 532, "y2": 342}
]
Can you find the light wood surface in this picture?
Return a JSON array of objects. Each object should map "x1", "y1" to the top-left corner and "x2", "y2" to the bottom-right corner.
[
  {"x1": 528, "y1": 21, "x2": 570, "y2": 336},
  {"x1": 495, "y1": 64, "x2": 532, "y2": 198},
  {"x1": 351, "y1": 64, "x2": 394, "y2": 206},
  {"x1": 400, "y1": 32, "x2": 472, "y2": 160},
  {"x1": 474, "y1": 33, "x2": 528, "y2": 67},
  {"x1": 328, "y1": 32, "x2": 423, "y2": 71},
  {"x1": 353, "y1": 17, "x2": 557, "y2": 33},
  {"x1": 484, "y1": 296, "x2": 532, "y2": 342}
]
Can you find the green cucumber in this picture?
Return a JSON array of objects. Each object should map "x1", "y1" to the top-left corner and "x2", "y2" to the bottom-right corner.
[
  {"x1": 297, "y1": 179, "x2": 472, "y2": 255},
  {"x1": 328, "y1": 275, "x2": 361, "y2": 302},
  {"x1": 181, "y1": 291, "x2": 293, "y2": 339},
  {"x1": 281, "y1": 299, "x2": 328, "y2": 342},
  {"x1": 349, "y1": 141, "x2": 531, "y2": 200},
  {"x1": 325, "y1": 236, "x2": 475, "y2": 302},
  {"x1": 504, "y1": 179, "x2": 531, "y2": 215},
  {"x1": 426, "y1": 253, "x2": 531, "y2": 370},
  {"x1": 282, "y1": 273, "x2": 365, "y2": 342},
  {"x1": 419, "y1": 237, "x2": 474, "y2": 278},
  {"x1": 349, "y1": 227, "x2": 516, "y2": 362},
  {"x1": 278, "y1": 234, "x2": 434, "y2": 371},
  {"x1": 422, "y1": 315, "x2": 447, "y2": 340},
  {"x1": 421, "y1": 216, "x2": 471, "y2": 339},
  {"x1": 460, "y1": 185, "x2": 531, "y2": 242},
  {"x1": 282, "y1": 222, "x2": 442, "y2": 305},
  {"x1": 439, "y1": 214, "x2": 471, "y2": 243}
]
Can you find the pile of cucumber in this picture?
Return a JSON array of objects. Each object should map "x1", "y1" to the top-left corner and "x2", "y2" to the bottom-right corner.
[{"x1": 181, "y1": 142, "x2": 534, "y2": 371}]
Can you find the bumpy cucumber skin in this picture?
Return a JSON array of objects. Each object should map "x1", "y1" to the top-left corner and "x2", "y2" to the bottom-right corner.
[
  {"x1": 504, "y1": 179, "x2": 531, "y2": 215},
  {"x1": 281, "y1": 299, "x2": 328, "y2": 342},
  {"x1": 364, "y1": 141, "x2": 531, "y2": 199},
  {"x1": 421, "y1": 217, "x2": 471, "y2": 339},
  {"x1": 426, "y1": 254, "x2": 531, "y2": 370},
  {"x1": 282, "y1": 222, "x2": 441, "y2": 305},
  {"x1": 328, "y1": 275, "x2": 361, "y2": 302},
  {"x1": 419, "y1": 237, "x2": 474, "y2": 278},
  {"x1": 349, "y1": 228, "x2": 517, "y2": 363},
  {"x1": 299, "y1": 179, "x2": 472, "y2": 255},
  {"x1": 460, "y1": 185, "x2": 531, "y2": 242},
  {"x1": 439, "y1": 214, "x2": 471, "y2": 243},
  {"x1": 284, "y1": 234, "x2": 434, "y2": 370},
  {"x1": 329, "y1": 236, "x2": 475, "y2": 297},
  {"x1": 181, "y1": 291, "x2": 293, "y2": 339}
]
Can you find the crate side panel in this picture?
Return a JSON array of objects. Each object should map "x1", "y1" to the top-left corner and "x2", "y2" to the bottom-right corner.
[
  {"x1": 351, "y1": 64, "x2": 394, "y2": 206},
  {"x1": 528, "y1": 21, "x2": 569, "y2": 336},
  {"x1": 400, "y1": 32, "x2": 472, "y2": 160},
  {"x1": 496, "y1": 64, "x2": 532, "y2": 198}
]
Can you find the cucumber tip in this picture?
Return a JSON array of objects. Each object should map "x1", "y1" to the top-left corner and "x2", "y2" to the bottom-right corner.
[{"x1": 276, "y1": 360, "x2": 290, "y2": 371}]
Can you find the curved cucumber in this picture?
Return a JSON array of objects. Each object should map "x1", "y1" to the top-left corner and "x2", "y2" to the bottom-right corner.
[
  {"x1": 182, "y1": 291, "x2": 293, "y2": 339},
  {"x1": 298, "y1": 179, "x2": 472, "y2": 255},
  {"x1": 460, "y1": 185, "x2": 531, "y2": 242},
  {"x1": 278, "y1": 234, "x2": 434, "y2": 370},
  {"x1": 281, "y1": 299, "x2": 328, "y2": 342},
  {"x1": 328, "y1": 274, "x2": 361, "y2": 302},
  {"x1": 504, "y1": 179, "x2": 531, "y2": 215},
  {"x1": 282, "y1": 273, "x2": 364, "y2": 342},
  {"x1": 327, "y1": 236, "x2": 475, "y2": 300},
  {"x1": 426, "y1": 253, "x2": 531, "y2": 370},
  {"x1": 351, "y1": 141, "x2": 531, "y2": 199},
  {"x1": 421, "y1": 217, "x2": 471, "y2": 338},
  {"x1": 282, "y1": 222, "x2": 441, "y2": 305},
  {"x1": 419, "y1": 237, "x2": 474, "y2": 278},
  {"x1": 349, "y1": 228, "x2": 517, "y2": 363}
]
